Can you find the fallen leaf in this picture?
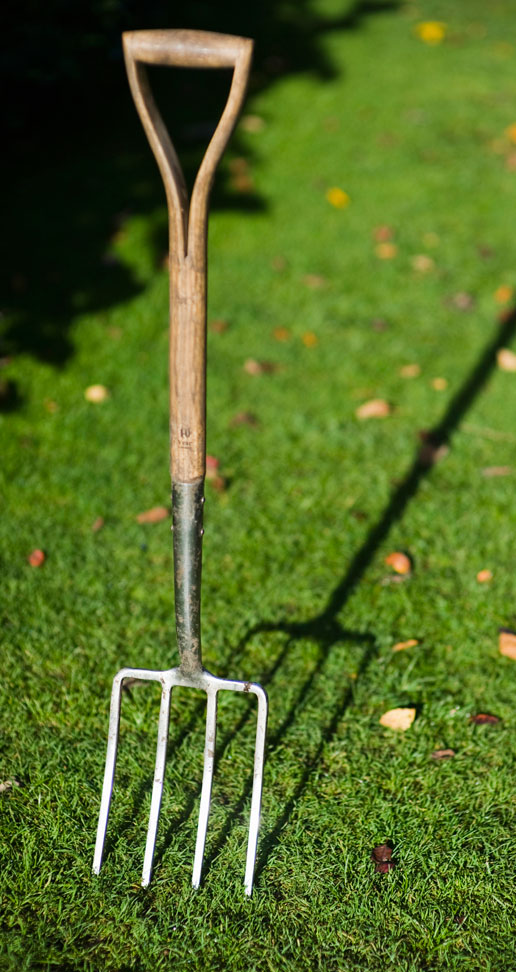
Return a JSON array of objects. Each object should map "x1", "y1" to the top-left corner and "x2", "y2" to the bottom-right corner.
[
  {"x1": 136, "y1": 506, "x2": 169, "y2": 524},
  {"x1": 499, "y1": 628, "x2": 516, "y2": 659},
  {"x1": 392, "y1": 639, "x2": 419, "y2": 652},
  {"x1": 431, "y1": 377, "x2": 448, "y2": 390},
  {"x1": 303, "y1": 274, "x2": 327, "y2": 289},
  {"x1": 375, "y1": 859, "x2": 396, "y2": 873},
  {"x1": 375, "y1": 242, "x2": 398, "y2": 260},
  {"x1": 355, "y1": 398, "x2": 391, "y2": 419},
  {"x1": 505, "y1": 123, "x2": 516, "y2": 144},
  {"x1": 450, "y1": 291, "x2": 475, "y2": 311},
  {"x1": 476, "y1": 569, "x2": 492, "y2": 583},
  {"x1": 373, "y1": 226, "x2": 393, "y2": 242},
  {"x1": 240, "y1": 114, "x2": 265, "y2": 133},
  {"x1": 206, "y1": 455, "x2": 219, "y2": 478},
  {"x1": 400, "y1": 363, "x2": 421, "y2": 378},
  {"x1": 470, "y1": 713, "x2": 500, "y2": 725},
  {"x1": 411, "y1": 254, "x2": 435, "y2": 272},
  {"x1": 371, "y1": 844, "x2": 392, "y2": 862},
  {"x1": 418, "y1": 431, "x2": 449, "y2": 467},
  {"x1": 243, "y1": 359, "x2": 278, "y2": 375},
  {"x1": 44, "y1": 399, "x2": 59, "y2": 413},
  {"x1": 494, "y1": 285, "x2": 513, "y2": 304},
  {"x1": 85, "y1": 384, "x2": 109, "y2": 403},
  {"x1": 379, "y1": 707, "x2": 416, "y2": 731},
  {"x1": 326, "y1": 187, "x2": 350, "y2": 209},
  {"x1": 431, "y1": 749, "x2": 455, "y2": 759},
  {"x1": 385, "y1": 551, "x2": 412, "y2": 575},
  {"x1": 497, "y1": 348, "x2": 516, "y2": 372},
  {"x1": 273, "y1": 327, "x2": 290, "y2": 341},
  {"x1": 28, "y1": 549, "x2": 45, "y2": 567},
  {"x1": 0, "y1": 780, "x2": 21, "y2": 793},
  {"x1": 92, "y1": 516, "x2": 105, "y2": 532},
  {"x1": 302, "y1": 331, "x2": 318, "y2": 348},
  {"x1": 230, "y1": 411, "x2": 259, "y2": 427},
  {"x1": 209, "y1": 319, "x2": 229, "y2": 334},
  {"x1": 415, "y1": 21, "x2": 447, "y2": 45},
  {"x1": 481, "y1": 465, "x2": 512, "y2": 477}
]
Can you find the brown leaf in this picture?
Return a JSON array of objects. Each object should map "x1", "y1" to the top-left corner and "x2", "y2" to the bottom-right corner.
[
  {"x1": 230, "y1": 411, "x2": 259, "y2": 428},
  {"x1": 476, "y1": 569, "x2": 492, "y2": 583},
  {"x1": 431, "y1": 377, "x2": 448, "y2": 391},
  {"x1": 373, "y1": 225, "x2": 393, "y2": 242},
  {"x1": 355, "y1": 398, "x2": 391, "y2": 420},
  {"x1": 273, "y1": 327, "x2": 290, "y2": 342},
  {"x1": 470, "y1": 713, "x2": 500, "y2": 725},
  {"x1": 302, "y1": 331, "x2": 318, "y2": 348},
  {"x1": 209, "y1": 319, "x2": 229, "y2": 334},
  {"x1": 379, "y1": 707, "x2": 416, "y2": 731},
  {"x1": 244, "y1": 359, "x2": 278, "y2": 375},
  {"x1": 497, "y1": 348, "x2": 516, "y2": 372},
  {"x1": 417, "y1": 431, "x2": 449, "y2": 467},
  {"x1": 136, "y1": 506, "x2": 169, "y2": 524},
  {"x1": 385, "y1": 551, "x2": 412, "y2": 575},
  {"x1": 375, "y1": 242, "x2": 398, "y2": 260},
  {"x1": 431, "y1": 748, "x2": 456, "y2": 760},
  {"x1": 494, "y1": 285, "x2": 513, "y2": 304},
  {"x1": 92, "y1": 516, "x2": 105, "y2": 532},
  {"x1": 392, "y1": 638, "x2": 419, "y2": 652},
  {"x1": 450, "y1": 291, "x2": 475, "y2": 311},
  {"x1": 371, "y1": 844, "x2": 392, "y2": 862},
  {"x1": 411, "y1": 254, "x2": 435, "y2": 272},
  {"x1": 499, "y1": 628, "x2": 516, "y2": 660},
  {"x1": 481, "y1": 465, "x2": 512, "y2": 477},
  {"x1": 28, "y1": 549, "x2": 45, "y2": 567},
  {"x1": 375, "y1": 859, "x2": 396, "y2": 873},
  {"x1": 303, "y1": 274, "x2": 327, "y2": 289},
  {"x1": 240, "y1": 114, "x2": 265, "y2": 133},
  {"x1": 400, "y1": 363, "x2": 421, "y2": 378}
]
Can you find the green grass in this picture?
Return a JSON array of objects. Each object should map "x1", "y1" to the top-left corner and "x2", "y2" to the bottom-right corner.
[{"x1": 3, "y1": 1, "x2": 516, "y2": 969}]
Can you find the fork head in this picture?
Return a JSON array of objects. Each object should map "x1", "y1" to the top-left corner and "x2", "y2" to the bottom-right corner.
[{"x1": 92, "y1": 665, "x2": 268, "y2": 894}]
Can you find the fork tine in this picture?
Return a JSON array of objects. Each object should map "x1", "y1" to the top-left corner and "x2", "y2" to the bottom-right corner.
[
  {"x1": 244, "y1": 685, "x2": 268, "y2": 896},
  {"x1": 92, "y1": 673, "x2": 123, "y2": 875},
  {"x1": 141, "y1": 683, "x2": 172, "y2": 887},
  {"x1": 192, "y1": 687, "x2": 218, "y2": 888}
]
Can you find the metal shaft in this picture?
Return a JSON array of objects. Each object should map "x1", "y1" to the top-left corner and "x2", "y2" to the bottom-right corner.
[{"x1": 172, "y1": 480, "x2": 205, "y2": 676}]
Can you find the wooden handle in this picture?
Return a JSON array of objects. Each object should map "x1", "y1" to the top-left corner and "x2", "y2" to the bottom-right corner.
[
  {"x1": 122, "y1": 30, "x2": 253, "y2": 483},
  {"x1": 123, "y1": 28, "x2": 253, "y2": 69}
]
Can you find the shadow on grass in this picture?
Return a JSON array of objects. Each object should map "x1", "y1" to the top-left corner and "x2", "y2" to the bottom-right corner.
[
  {"x1": 2, "y1": 0, "x2": 400, "y2": 375},
  {"x1": 106, "y1": 308, "x2": 516, "y2": 886}
]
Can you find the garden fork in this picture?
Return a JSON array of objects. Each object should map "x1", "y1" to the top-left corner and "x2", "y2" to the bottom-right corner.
[{"x1": 92, "y1": 29, "x2": 268, "y2": 895}]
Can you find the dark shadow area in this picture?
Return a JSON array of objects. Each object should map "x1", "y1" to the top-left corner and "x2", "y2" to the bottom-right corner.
[
  {"x1": 1, "y1": 0, "x2": 400, "y2": 372},
  {"x1": 103, "y1": 308, "x2": 516, "y2": 885}
]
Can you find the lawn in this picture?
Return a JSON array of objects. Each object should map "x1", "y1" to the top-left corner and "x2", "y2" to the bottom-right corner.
[{"x1": 2, "y1": 1, "x2": 516, "y2": 969}]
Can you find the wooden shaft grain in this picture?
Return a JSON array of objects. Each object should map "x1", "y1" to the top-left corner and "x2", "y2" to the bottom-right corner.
[{"x1": 122, "y1": 29, "x2": 253, "y2": 483}]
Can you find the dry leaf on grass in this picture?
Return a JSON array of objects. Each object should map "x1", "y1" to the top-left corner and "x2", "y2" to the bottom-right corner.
[
  {"x1": 481, "y1": 465, "x2": 512, "y2": 477},
  {"x1": 230, "y1": 411, "x2": 259, "y2": 428},
  {"x1": 136, "y1": 506, "x2": 169, "y2": 524},
  {"x1": 431, "y1": 749, "x2": 455, "y2": 760},
  {"x1": 400, "y1": 363, "x2": 421, "y2": 378},
  {"x1": 499, "y1": 628, "x2": 516, "y2": 659},
  {"x1": 244, "y1": 358, "x2": 278, "y2": 375},
  {"x1": 380, "y1": 707, "x2": 416, "y2": 731},
  {"x1": 476, "y1": 569, "x2": 492, "y2": 583},
  {"x1": 28, "y1": 549, "x2": 45, "y2": 567},
  {"x1": 450, "y1": 292, "x2": 475, "y2": 311},
  {"x1": 470, "y1": 713, "x2": 500, "y2": 725},
  {"x1": 303, "y1": 274, "x2": 327, "y2": 289},
  {"x1": 385, "y1": 551, "x2": 412, "y2": 575},
  {"x1": 375, "y1": 242, "x2": 398, "y2": 260},
  {"x1": 85, "y1": 384, "x2": 109, "y2": 403},
  {"x1": 273, "y1": 327, "x2": 290, "y2": 342},
  {"x1": 411, "y1": 254, "x2": 435, "y2": 272},
  {"x1": 431, "y1": 377, "x2": 448, "y2": 391},
  {"x1": 302, "y1": 331, "x2": 318, "y2": 348},
  {"x1": 371, "y1": 844, "x2": 395, "y2": 872},
  {"x1": 0, "y1": 780, "x2": 21, "y2": 793},
  {"x1": 92, "y1": 516, "x2": 105, "y2": 532},
  {"x1": 392, "y1": 638, "x2": 419, "y2": 652},
  {"x1": 494, "y1": 285, "x2": 513, "y2": 304},
  {"x1": 240, "y1": 114, "x2": 265, "y2": 133},
  {"x1": 355, "y1": 398, "x2": 391, "y2": 420},
  {"x1": 373, "y1": 226, "x2": 393, "y2": 242},
  {"x1": 497, "y1": 348, "x2": 516, "y2": 372},
  {"x1": 209, "y1": 319, "x2": 229, "y2": 334}
]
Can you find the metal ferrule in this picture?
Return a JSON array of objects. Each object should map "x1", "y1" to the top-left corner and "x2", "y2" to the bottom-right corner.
[{"x1": 172, "y1": 479, "x2": 205, "y2": 675}]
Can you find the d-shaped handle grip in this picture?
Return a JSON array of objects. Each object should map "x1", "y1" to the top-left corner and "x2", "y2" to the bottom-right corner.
[{"x1": 123, "y1": 28, "x2": 253, "y2": 70}]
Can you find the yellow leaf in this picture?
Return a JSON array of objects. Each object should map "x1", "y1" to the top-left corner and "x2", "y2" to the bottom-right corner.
[
  {"x1": 392, "y1": 639, "x2": 419, "y2": 652},
  {"x1": 415, "y1": 21, "x2": 447, "y2": 45},
  {"x1": 385, "y1": 551, "x2": 412, "y2": 575},
  {"x1": 85, "y1": 384, "x2": 109, "y2": 403},
  {"x1": 499, "y1": 629, "x2": 516, "y2": 660},
  {"x1": 379, "y1": 707, "x2": 416, "y2": 731},
  {"x1": 505, "y1": 122, "x2": 516, "y2": 144},
  {"x1": 355, "y1": 398, "x2": 391, "y2": 419},
  {"x1": 497, "y1": 348, "x2": 516, "y2": 372},
  {"x1": 400, "y1": 364, "x2": 421, "y2": 378},
  {"x1": 375, "y1": 242, "x2": 398, "y2": 260},
  {"x1": 494, "y1": 285, "x2": 513, "y2": 304},
  {"x1": 326, "y1": 187, "x2": 350, "y2": 209},
  {"x1": 302, "y1": 331, "x2": 318, "y2": 348}
]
